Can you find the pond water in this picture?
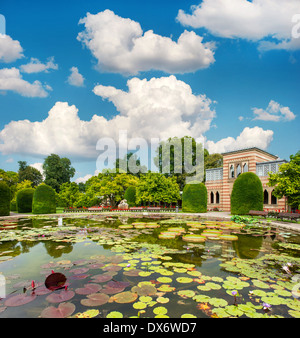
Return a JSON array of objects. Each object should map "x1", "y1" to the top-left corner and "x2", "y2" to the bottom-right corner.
[{"x1": 0, "y1": 214, "x2": 300, "y2": 318}]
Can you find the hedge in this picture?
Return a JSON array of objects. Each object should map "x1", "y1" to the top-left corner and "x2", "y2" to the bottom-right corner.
[
  {"x1": 230, "y1": 172, "x2": 263, "y2": 215},
  {"x1": 0, "y1": 181, "x2": 10, "y2": 216},
  {"x1": 182, "y1": 183, "x2": 207, "y2": 213},
  {"x1": 32, "y1": 184, "x2": 56, "y2": 214},
  {"x1": 124, "y1": 186, "x2": 136, "y2": 207},
  {"x1": 16, "y1": 188, "x2": 35, "y2": 213}
]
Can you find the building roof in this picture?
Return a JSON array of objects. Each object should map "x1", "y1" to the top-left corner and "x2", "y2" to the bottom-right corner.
[{"x1": 221, "y1": 147, "x2": 278, "y2": 159}]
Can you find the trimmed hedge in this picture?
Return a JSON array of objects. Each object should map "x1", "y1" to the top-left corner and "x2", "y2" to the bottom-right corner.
[
  {"x1": 0, "y1": 181, "x2": 10, "y2": 216},
  {"x1": 182, "y1": 183, "x2": 207, "y2": 213},
  {"x1": 230, "y1": 172, "x2": 263, "y2": 215},
  {"x1": 16, "y1": 188, "x2": 35, "y2": 213},
  {"x1": 124, "y1": 186, "x2": 136, "y2": 207},
  {"x1": 32, "y1": 184, "x2": 56, "y2": 214}
]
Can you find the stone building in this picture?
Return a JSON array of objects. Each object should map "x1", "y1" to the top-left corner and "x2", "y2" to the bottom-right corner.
[{"x1": 205, "y1": 147, "x2": 288, "y2": 212}]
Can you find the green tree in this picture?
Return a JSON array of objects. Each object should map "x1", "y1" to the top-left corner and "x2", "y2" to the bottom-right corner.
[
  {"x1": 136, "y1": 173, "x2": 180, "y2": 205},
  {"x1": 231, "y1": 172, "x2": 263, "y2": 215},
  {"x1": 154, "y1": 136, "x2": 207, "y2": 190},
  {"x1": 115, "y1": 152, "x2": 147, "y2": 177},
  {"x1": 182, "y1": 183, "x2": 207, "y2": 213},
  {"x1": 18, "y1": 161, "x2": 43, "y2": 187},
  {"x1": 268, "y1": 151, "x2": 300, "y2": 209},
  {"x1": 124, "y1": 186, "x2": 137, "y2": 207},
  {"x1": 43, "y1": 154, "x2": 75, "y2": 192},
  {"x1": 57, "y1": 182, "x2": 80, "y2": 208},
  {"x1": 0, "y1": 181, "x2": 11, "y2": 216},
  {"x1": 0, "y1": 169, "x2": 19, "y2": 200}
]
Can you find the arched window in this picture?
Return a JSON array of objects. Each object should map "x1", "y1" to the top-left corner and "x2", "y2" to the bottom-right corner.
[
  {"x1": 243, "y1": 163, "x2": 248, "y2": 173},
  {"x1": 236, "y1": 164, "x2": 241, "y2": 177},
  {"x1": 271, "y1": 190, "x2": 277, "y2": 205},
  {"x1": 216, "y1": 191, "x2": 220, "y2": 204},
  {"x1": 210, "y1": 191, "x2": 214, "y2": 204},
  {"x1": 230, "y1": 165, "x2": 234, "y2": 178},
  {"x1": 263, "y1": 189, "x2": 269, "y2": 204}
]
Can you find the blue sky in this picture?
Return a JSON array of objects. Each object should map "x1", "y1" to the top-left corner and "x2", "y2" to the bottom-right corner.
[{"x1": 0, "y1": 0, "x2": 299, "y2": 182}]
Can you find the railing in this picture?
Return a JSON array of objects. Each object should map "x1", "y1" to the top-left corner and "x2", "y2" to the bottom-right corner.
[{"x1": 63, "y1": 206, "x2": 178, "y2": 213}]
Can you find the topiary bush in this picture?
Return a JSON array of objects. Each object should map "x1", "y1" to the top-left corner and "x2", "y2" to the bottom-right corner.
[
  {"x1": 182, "y1": 183, "x2": 207, "y2": 213},
  {"x1": 0, "y1": 181, "x2": 10, "y2": 216},
  {"x1": 32, "y1": 184, "x2": 56, "y2": 214},
  {"x1": 10, "y1": 199, "x2": 17, "y2": 212},
  {"x1": 16, "y1": 188, "x2": 35, "y2": 213},
  {"x1": 230, "y1": 172, "x2": 263, "y2": 215},
  {"x1": 124, "y1": 186, "x2": 136, "y2": 207}
]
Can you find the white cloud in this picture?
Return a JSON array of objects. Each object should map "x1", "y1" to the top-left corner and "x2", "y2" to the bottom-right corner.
[
  {"x1": 252, "y1": 100, "x2": 296, "y2": 121},
  {"x1": 77, "y1": 9, "x2": 215, "y2": 75},
  {"x1": 0, "y1": 34, "x2": 24, "y2": 62},
  {"x1": 0, "y1": 67, "x2": 50, "y2": 97},
  {"x1": 206, "y1": 126, "x2": 274, "y2": 154},
  {"x1": 30, "y1": 162, "x2": 44, "y2": 177},
  {"x1": 20, "y1": 57, "x2": 58, "y2": 73},
  {"x1": 177, "y1": 0, "x2": 300, "y2": 51},
  {"x1": 75, "y1": 174, "x2": 92, "y2": 184},
  {"x1": 0, "y1": 76, "x2": 216, "y2": 160},
  {"x1": 67, "y1": 66, "x2": 85, "y2": 87}
]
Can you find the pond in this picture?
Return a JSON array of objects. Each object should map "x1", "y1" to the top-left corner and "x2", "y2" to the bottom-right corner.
[{"x1": 0, "y1": 214, "x2": 300, "y2": 318}]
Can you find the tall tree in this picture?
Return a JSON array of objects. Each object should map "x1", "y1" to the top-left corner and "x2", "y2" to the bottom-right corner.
[
  {"x1": 43, "y1": 154, "x2": 75, "y2": 192},
  {"x1": 136, "y1": 172, "x2": 180, "y2": 205},
  {"x1": 18, "y1": 161, "x2": 43, "y2": 187},
  {"x1": 268, "y1": 151, "x2": 300, "y2": 209}
]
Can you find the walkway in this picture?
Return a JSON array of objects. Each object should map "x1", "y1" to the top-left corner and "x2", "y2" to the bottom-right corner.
[{"x1": 1, "y1": 211, "x2": 299, "y2": 233}]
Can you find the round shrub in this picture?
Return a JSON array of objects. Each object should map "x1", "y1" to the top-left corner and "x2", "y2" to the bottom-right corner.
[
  {"x1": 182, "y1": 183, "x2": 207, "y2": 213},
  {"x1": 124, "y1": 186, "x2": 136, "y2": 207},
  {"x1": 16, "y1": 188, "x2": 35, "y2": 213},
  {"x1": 32, "y1": 184, "x2": 56, "y2": 214},
  {"x1": 230, "y1": 172, "x2": 263, "y2": 215},
  {"x1": 0, "y1": 181, "x2": 10, "y2": 216}
]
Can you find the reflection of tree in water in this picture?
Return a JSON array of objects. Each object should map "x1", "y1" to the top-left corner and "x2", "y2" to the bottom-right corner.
[
  {"x1": 19, "y1": 240, "x2": 39, "y2": 253},
  {"x1": 0, "y1": 240, "x2": 21, "y2": 258},
  {"x1": 43, "y1": 240, "x2": 73, "y2": 258},
  {"x1": 232, "y1": 234, "x2": 263, "y2": 259}
]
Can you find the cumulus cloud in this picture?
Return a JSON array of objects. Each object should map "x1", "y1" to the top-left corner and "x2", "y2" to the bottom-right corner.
[
  {"x1": 0, "y1": 67, "x2": 50, "y2": 97},
  {"x1": 177, "y1": 0, "x2": 300, "y2": 51},
  {"x1": 205, "y1": 126, "x2": 274, "y2": 154},
  {"x1": 75, "y1": 174, "x2": 93, "y2": 184},
  {"x1": 0, "y1": 34, "x2": 24, "y2": 62},
  {"x1": 77, "y1": 9, "x2": 215, "y2": 75},
  {"x1": 0, "y1": 76, "x2": 216, "y2": 160},
  {"x1": 252, "y1": 100, "x2": 296, "y2": 121},
  {"x1": 67, "y1": 66, "x2": 85, "y2": 87},
  {"x1": 20, "y1": 57, "x2": 58, "y2": 73}
]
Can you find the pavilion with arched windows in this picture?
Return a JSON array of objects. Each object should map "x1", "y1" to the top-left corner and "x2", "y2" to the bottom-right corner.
[{"x1": 205, "y1": 147, "x2": 288, "y2": 212}]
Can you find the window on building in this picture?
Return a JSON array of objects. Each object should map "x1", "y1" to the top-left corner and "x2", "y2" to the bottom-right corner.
[
  {"x1": 216, "y1": 191, "x2": 220, "y2": 204},
  {"x1": 230, "y1": 165, "x2": 234, "y2": 178},
  {"x1": 271, "y1": 190, "x2": 277, "y2": 205},
  {"x1": 243, "y1": 162, "x2": 248, "y2": 173},
  {"x1": 236, "y1": 164, "x2": 241, "y2": 177},
  {"x1": 210, "y1": 191, "x2": 214, "y2": 204},
  {"x1": 263, "y1": 189, "x2": 269, "y2": 204}
]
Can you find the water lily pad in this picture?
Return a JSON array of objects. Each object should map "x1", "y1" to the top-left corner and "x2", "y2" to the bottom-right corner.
[
  {"x1": 41, "y1": 302, "x2": 75, "y2": 318},
  {"x1": 178, "y1": 290, "x2": 195, "y2": 298},
  {"x1": 46, "y1": 290, "x2": 75, "y2": 303},
  {"x1": 106, "y1": 311, "x2": 123, "y2": 318},
  {"x1": 208, "y1": 298, "x2": 228, "y2": 307},
  {"x1": 153, "y1": 306, "x2": 167, "y2": 315},
  {"x1": 219, "y1": 234, "x2": 238, "y2": 241},
  {"x1": 80, "y1": 293, "x2": 110, "y2": 306},
  {"x1": 157, "y1": 296, "x2": 169, "y2": 303},
  {"x1": 75, "y1": 283, "x2": 102, "y2": 295},
  {"x1": 111, "y1": 291, "x2": 138, "y2": 304},
  {"x1": 157, "y1": 277, "x2": 173, "y2": 283},
  {"x1": 131, "y1": 283, "x2": 157, "y2": 296},
  {"x1": 5, "y1": 293, "x2": 37, "y2": 307},
  {"x1": 176, "y1": 277, "x2": 193, "y2": 284},
  {"x1": 75, "y1": 309, "x2": 99, "y2": 318},
  {"x1": 157, "y1": 285, "x2": 175, "y2": 292},
  {"x1": 206, "y1": 282, "x2": 222, "y2": 290},
  {"x1": 181, "y1": 313, "x2": 197, "y2": 318},
  {"x1": 182, "y1": 234, "x2": 206, "y2": 243},
  {"x1": 91, "y1": 274, "x2": 113, "y2": 283},
  {"x1": 225, "y1": 305, "x2": 244, "y2": 317},
  {"x1": 133, "y1": 301, "x2": 147, "y2": 310}
]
